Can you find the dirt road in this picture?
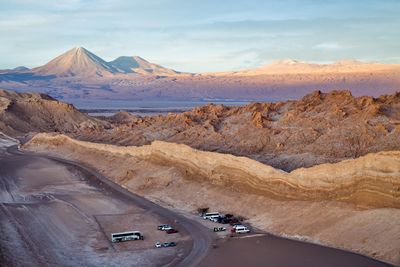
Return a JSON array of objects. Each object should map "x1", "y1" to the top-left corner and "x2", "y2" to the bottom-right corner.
[
  {"x1": 0, "y1": 144, "x2": 213, "y2": 266},
  {"x1": 0, "y1": 141, "x2": 392, "y2": 266}
]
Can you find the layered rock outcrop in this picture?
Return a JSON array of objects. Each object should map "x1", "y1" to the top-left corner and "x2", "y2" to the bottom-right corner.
[
  {"x1": 22, "y1": 133, "x2": 400, "y2": 264},
  {"x1": 24, "y1": 133, "x2": 400, "y2": 208}
]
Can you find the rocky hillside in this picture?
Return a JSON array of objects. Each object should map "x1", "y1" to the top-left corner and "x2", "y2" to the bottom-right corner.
[
  {"x1": 25, "y1": 133, "x2": 400, "y2": 208},
  {"x1": 85, "y1": 90, "x2": 400, "y2": 171},
  {"x1": 23, "y1": 133, "x2": 400, "y2": 264},
  {"x1": 0, "y1": 89, "x2": 105, "y2": 136},
  {"x1": 1, "y1": 88, "x2": 399, "y2": 172}
]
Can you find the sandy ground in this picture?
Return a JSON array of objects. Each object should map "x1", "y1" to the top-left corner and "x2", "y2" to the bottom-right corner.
[
  {"x1": 144, "y1": 178, "x2": 400, "y2": 266},
  {"x1": 20, "y1": 135, "x2": 398, "y2": 266},
  {"x1": 0, "y1": 146, "x2": 188, "y2": 266},
  {"x1": 201, "y1": 234, "x2": 390, "y2": 267}
]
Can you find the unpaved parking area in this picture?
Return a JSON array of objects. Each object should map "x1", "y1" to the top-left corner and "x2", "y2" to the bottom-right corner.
[
  {"x1": 96, "y1": 212, "x2": 190, "y2": 251},
  {"x1": 0, "y1": 150, "x2": 186, "y2": 266}
]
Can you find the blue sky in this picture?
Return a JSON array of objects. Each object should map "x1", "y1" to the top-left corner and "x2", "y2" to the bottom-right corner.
[{"x1": 0, "y1": 0, "x2": 399, "y2": 72}]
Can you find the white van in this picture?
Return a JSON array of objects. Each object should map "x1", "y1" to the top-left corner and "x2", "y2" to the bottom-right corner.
[
  {"x1": 202, "y1": 212, "x2": 220, "y2": 220},
  {"x1": 234, "y1": 225, "x2": 250, "y2": 234}
]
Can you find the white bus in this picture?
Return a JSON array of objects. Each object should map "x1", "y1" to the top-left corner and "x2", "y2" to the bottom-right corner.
[
  {"x1": 202, "y1": 212, "x2": 220, "y2": 220},
  {"x1": 111, "y1": 231, "x2": 143, "y2": 243}
]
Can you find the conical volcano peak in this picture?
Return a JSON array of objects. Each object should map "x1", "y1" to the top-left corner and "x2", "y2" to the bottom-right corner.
[
  {"x1": 73, "y1": 46, "x2": 88, "y2": 55},
  {"x1": 28, "y1": 47, "x2": 184, "y2": 77},
  {"x1": 63, "y1": 46, "x2": 89, "y2": 57},
  {"x1": 33, "y1": 47, "x2": 118, "y2": 77}
]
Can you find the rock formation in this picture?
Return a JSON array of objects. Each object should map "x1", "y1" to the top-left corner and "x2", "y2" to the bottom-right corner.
[
  {"x1": 24, "y1": 133, "x2": 400, "y2": 209},
  {"x1": 87, "y1": 90, "x2": 400, "y2": 171},
  {"x1": 23, "y1": 133, "x2": 400, "y2": 264},
  {"x1": 1, "y1": 88, "x2": 399, "y2": 172},
  {"x1": 0, "y1": 89, "x2": 105, "y2": 136}
]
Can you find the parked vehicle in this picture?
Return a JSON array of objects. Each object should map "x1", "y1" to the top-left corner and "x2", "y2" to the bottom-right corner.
[
  {"x1": 111, "y1": 231, "x2": 144, "y2": 243},
  {"x1": 166, "y1": 229, "x2": 179, "y2": 234},
  {"x1": 155, "y1": 242, "x2": 177, "y2": 248},
  {"x1": 202, "y1": 212, "x2": 220, "y2": 220},
  {"x1": 231, "y1": 225, "x2": 250, "y2": 234},
  {"x1": 210, "y1": 217, "x2": 220, "y2": 223},
  {"x1": 213, "y1": 227, "x2": 226, "y2": 232},
  {"x1": 158, "y1": 224, "x2": 172, "y2": 231},
  {"x1": 229, "y1": 218, "x2": 241, "y2": 225}
]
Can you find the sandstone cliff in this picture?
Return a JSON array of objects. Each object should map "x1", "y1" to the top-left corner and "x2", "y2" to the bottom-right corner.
[
  {"x1": 23, "y1": 133, "x2": 400, "y2": 264},
  {"x1": 25, "y1": 133, "x2": 400, "y2": 208}
]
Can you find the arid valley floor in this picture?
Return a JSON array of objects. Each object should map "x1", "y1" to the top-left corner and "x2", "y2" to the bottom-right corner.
[
  {"x1": 0, "y1": 88, "x2": 399, "y2": 266},
  {"x1": 2, "y1": 1, "x2": 400, "y2": 266}
]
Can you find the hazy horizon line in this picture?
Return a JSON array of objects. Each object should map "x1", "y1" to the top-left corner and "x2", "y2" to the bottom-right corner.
[{"x1": 2, "y1": 46, "x2": 398, "y2": 74}]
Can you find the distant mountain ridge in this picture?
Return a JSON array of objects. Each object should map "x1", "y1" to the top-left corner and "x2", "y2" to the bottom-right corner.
[
  {"x1": 4, "y1": 46, "x2": 397, "y2": 78},
  {"x1": 210, "y1": 58, "x2": 397, "y2": 76},
  {"x1": 110, "y1": 56, "x2": 181, "y2": 76},
  {"x1": 29, "y1": 47, "x2": 182, "y2": 78},
  {"x1": 0, "y1": 46, "x2": 399, "y2": 101}
]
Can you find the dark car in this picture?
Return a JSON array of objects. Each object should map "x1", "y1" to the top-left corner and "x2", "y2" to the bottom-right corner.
[
  {"x1": 218, "y1": 217, "x2": 230, "y2": 224},
  {"x1": 218, "y1": 216, "x2": 240, "y2": 224},
  {"x1": 166, "y1": 229, "x2": 179, "y2": 234},
  {"x1": 229, "y1": 218, "x2": 240, "y2": 225},
  {"x1": 155, "y1": 241, "x2": 177, "y2": 248},
  {"x1": 163, "y1": 242, "x2": 176, "y2": 247}
]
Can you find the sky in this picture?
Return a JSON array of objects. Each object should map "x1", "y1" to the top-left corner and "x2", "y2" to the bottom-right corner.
[{"x1": 0, "y1": 0, "x2": 399, "y2": 72}]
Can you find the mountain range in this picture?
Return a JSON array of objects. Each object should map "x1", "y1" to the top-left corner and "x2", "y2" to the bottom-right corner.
[
  {"x1": 0, "y1": 47, "x2": 399, "y2": 101},
  {"x1": 29, "y1": 47, "x2": 183, "y2": 77}
]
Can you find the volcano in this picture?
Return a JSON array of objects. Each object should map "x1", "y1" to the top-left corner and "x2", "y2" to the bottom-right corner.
[{"x1": 33, "y1": 47, "x2": 119, "y2": 77}]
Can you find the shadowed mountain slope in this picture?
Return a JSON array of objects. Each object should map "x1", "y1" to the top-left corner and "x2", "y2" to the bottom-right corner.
[
  {"x1": 109, "y1": 56, "x2": 181, "y2": 75},
  {"x1": 0, "y1": 89, "x2": 104, "y2": 136}
]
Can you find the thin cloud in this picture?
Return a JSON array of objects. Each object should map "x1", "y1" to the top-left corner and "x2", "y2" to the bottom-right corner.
[{"x1": 0, "y1": 1, "x2": 399, "y2": 72}]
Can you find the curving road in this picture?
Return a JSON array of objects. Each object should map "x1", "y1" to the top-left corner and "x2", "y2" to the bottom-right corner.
[
  {"x1": 1, "y1": 144, "x2": 214, "y2": 267},
  {"x1": 1, "y1": 143, "x2": 393, "y2": 267}
]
